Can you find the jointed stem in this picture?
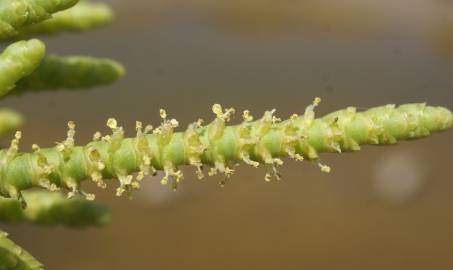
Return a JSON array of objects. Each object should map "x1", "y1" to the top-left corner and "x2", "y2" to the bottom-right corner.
[{"x1": 0, "y1": 99, "x2": 451, "y2": 201}]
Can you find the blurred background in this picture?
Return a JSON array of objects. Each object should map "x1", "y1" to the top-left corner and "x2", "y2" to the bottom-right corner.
[{"x1": 1, "y1": 0, "x2": 453, "y2": 269}]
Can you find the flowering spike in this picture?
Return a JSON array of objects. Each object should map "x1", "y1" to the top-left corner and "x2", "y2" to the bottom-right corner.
[{"x1": 0, "y1": 102, "x2": 450, "y2": 200}]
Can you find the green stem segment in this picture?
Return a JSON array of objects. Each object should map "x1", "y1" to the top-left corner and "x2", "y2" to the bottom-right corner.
[
  {"x1": 11, "y1": 1, "x2": 113, "y2": 38},
  {"x1": 0, "y1": 39, "x2": 45, "y2": 98},
  {"x1": 0, "y1": 190, "x2": 111, "y2": 227},
  {"x1": 0, "y1": 0, "x2": 78, "y2": 39},
  {"x1": 14, "y1": 55, "x2": 125, "y2": 92},
  {"x1": 0, "y1": 101, "x2": 451, "y2": 201},
  {"x1": 0, "y1": 230, "x2": 43, "y2": 270}
]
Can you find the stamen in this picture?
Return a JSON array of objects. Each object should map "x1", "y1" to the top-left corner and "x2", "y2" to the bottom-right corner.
[
  {"x1": 242, "y1": 110, "x2": 253, "y2": 122},
  {"x1": 317, "y1": 161, "x2": 331, "y2": 173},
  {"x1": 93, "y1": 131, "x2": 102, "y2": 141}
]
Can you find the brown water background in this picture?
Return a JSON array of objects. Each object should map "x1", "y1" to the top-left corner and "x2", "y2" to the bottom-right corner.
[{"x1": 1, "y1": 0, "x2": 453, "y2": 269}]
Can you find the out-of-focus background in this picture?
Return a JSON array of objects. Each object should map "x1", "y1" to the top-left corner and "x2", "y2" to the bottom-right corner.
[{"x1": 1, "y1": 0, "x2": 453, "y2": 269}]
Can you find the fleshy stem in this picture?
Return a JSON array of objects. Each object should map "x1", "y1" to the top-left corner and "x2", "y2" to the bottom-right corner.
[
  {"x1": 0, "y1": 230, "x2": 43, "y2": 270},
  {"x1": 0, "y1": 99, "x2": 451, "y2": 202},
  {"x1": 0, "y1": 190, "x2": 110, "y2": 227},
  {"x1": 14, "y1": 55, "x2": 125, "y2": 93},
  {"x1": 0, "y1": 0, "x2": 79, "y2": 39},
  {"x1": 9, "y1": 1, "x2": 113, "y2": 39},
  {"x1": 0, "y1": 39, "x2": 45, "y2": 98}
]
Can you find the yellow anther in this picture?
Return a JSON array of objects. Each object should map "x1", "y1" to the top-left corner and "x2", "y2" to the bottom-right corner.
[
  {"x1": 290, "y1": 114, "x2": 299, "y2": 121},
  {"x1": 318, "y1": 162, "x2": 331, "y2": 173},
  {"x1": 169, "y1": 119, "x2": 179, "y2": 128},
  {"x1": 85, "y1": 193, "x2": 96, "y2": 201},
  {"x1": 15, "y1": 131, "x2": 21, "y2": 140},
  {"x1": 272, "y1": 116, "x2": 281, "y2": 124},
  {"x1": 143, "y1": 155, "x2": 151, "y2": 166},
  {"x1": 101, "y1": 135, "x2": 111, "y2": 142},
  {"x1": 153, "y1": 127, "x2": 162, "y2": 135},
  {"x1": 49, "y1": 183, "x2": 59, "y2": 192},
  {"x1": 91, "y1": 172, "x2": 106, "y2": 189},
  {"x1": 173, "y1": 170, "x2": 183, "y2": 181},
  {"x1": 8, "y1": 131, "x2": 22, "y2": 155},
  {"x1": 225, "y1": 167, "x2": 235, "y2": 178},
  {"x1": 67, "y1": 121, "x2": 75, "y2": 130},
  {"x1": 131, "y1": 181, "x2": 140, "y2": 189},
  {"x1": 93, "y1": 131, "x2": 102, "y2": 141},
  {"x1": 286, "y1": 148, "x2": 304, "y2": 161},
  {"x1": 224, "y1": 108, "x2": 235, "y2": 121},
  {"x1": 32, "y1": 144, "x2": 40, "y2": 152},
  {"x1": 262, "y1": 109, "x2": 276, "y2": 123},
  {"x1": 106, "y1": 118, "x2": 117, "y2": 129},
  {"x1": 243, "y1": 110, "x2": 253, "y2": 122},
  {"x1": 208, "y1": 167, "x2": 217, "y2": 176},
  {"x1": 39, "y1": 179, "x2": 53, "y2": 191},
  {"x1": 240, "y1": 152, "x2": 260, "y2": 168},
  {"x1": 196, "y1": 118, "x2": 204, "y2": 127},
  {"x1": 303, "y1": 97, "x2": 322, "y2": 124},
  {"x1": 212, "y1": 104, "x2": 223, "y2": 118},
  {"x1": 144, "y1": 125, "x2": 153, "y2": 134},
  {"x1": 160, "y1": 109, "x2": 167, "y2": 119},
  {"x1": 212, "y1": 104, "x2": 235, "y2": 121},
  {"x1": 56, "y1": 143, "x2": 65, "y2": 152},
  {"x1": 136, "y1": 171, "x2": 145, "y2": 181},
  {"x1": 314, "y1": 97, "x2": 321, "y2": 106},
  {"x1": 264, "y1": 173, "x2": 272, "y2": 182},
  {"x1": 273, "y1": 158, "x2": 284, "y2": 166},
  {"x1": 136, "y1": 121, "x2": 143, "y2": 132},
  {"x1": 64, "y1": 121, "x2": 76, "y2": 147},
  {"x1": 195, "y1": 166, "x2": 204, "y2": 180},
  {"x1": 160, "y1": 176, "x2": 169, "y2": 185},
  {"x1": 116, "y1": 187, "x2": 125, "y2": 197},
  {"x1": 67, "y1": 189, "x2": 78, "y2": 199},
  {"x1": 123, "y1": 175, "x2": 133, "y2": 185}
]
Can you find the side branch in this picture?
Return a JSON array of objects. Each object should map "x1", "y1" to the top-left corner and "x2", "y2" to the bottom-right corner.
[
  {"x1": 0, "y1": 39, "x2": 45, "y2": 98},
  {"x1": 14, "y1": 55, "x2": 125, "y2": 93},
  {"x1": 0, "y1": 230, "x2": 43, "y2": 270},
  {"x1": 0, "y1": 190, "x2": 111, "y2": 227},
  {"x1": 0, "y1": 0, "x2": 78, "y2": 39},
  {"x1": 10, "y1": 1, "x2": 113, "y2": 39}
]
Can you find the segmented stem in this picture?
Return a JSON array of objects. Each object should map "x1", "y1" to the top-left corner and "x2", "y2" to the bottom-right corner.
[
  {"x1": 0, "y1": 0, "x2": 78, "y2": 39},
  {"x1": 0, "y1": 100, "x2": 451, "y2": 201},
  {"x1": 14, "y1": 55, "x2": 125, "y2": 92},
  {"x1": 0, "y1": 190, "x2": 110, "y2": 227},
  {"x1": 0, "y1": 39, "x2": 45, "y2": 97},
  {"x1": 11, "y1": 1, "x2": 113, "y2": 38},
  {"x1": 0, "y1": 230, "x2": 43, "y2": 270}
]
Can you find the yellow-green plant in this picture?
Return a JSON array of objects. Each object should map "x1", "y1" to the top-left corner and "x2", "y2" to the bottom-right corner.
[
  {"x1": 0, "y1": 1, "x2": 452, "y2": 270},
  {"x1": 0, "y1": 0, "x2": 122, "y2": 269}
]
